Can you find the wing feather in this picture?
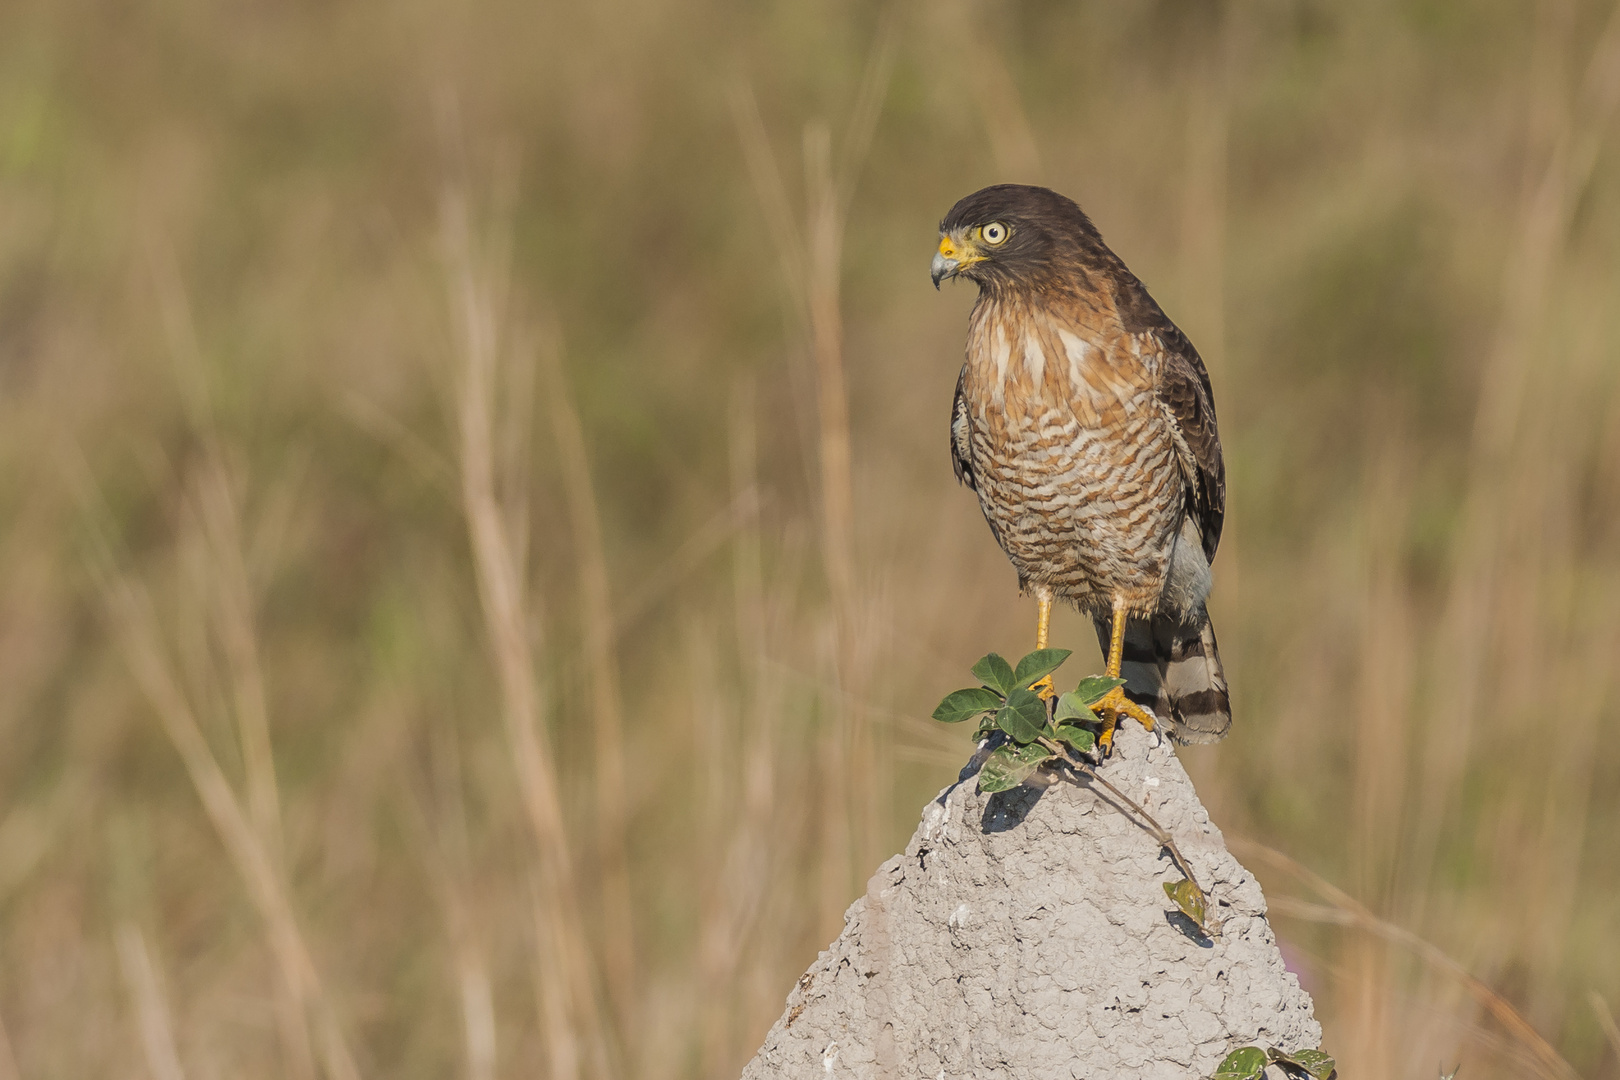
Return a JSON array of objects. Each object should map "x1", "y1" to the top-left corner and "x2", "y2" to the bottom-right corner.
[
  {"x1": 1152, "y1": 327, "x2": 1225, "y2": 563},
  {"x1": 1105, "y1": 261, "x2": 1225, "y2": 563},
  {"x1": 950, "y1": 363, "x2": 976, "y2": 490}
]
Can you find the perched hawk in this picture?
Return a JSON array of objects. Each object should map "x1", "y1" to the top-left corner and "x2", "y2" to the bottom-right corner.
[{"x1": 932, "y1": 184, "x2": 1230, "y2": 752}]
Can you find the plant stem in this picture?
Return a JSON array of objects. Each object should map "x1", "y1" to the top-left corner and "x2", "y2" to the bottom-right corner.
[{"x1": 1037, "y1": 738, "x2": 1207, "y2": 905}]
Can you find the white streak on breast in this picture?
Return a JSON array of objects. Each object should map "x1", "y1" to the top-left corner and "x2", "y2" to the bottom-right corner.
[
  {"x1": 1022, "y1": 331, "x2": 1046, "y2": 385},
  {"x1": 992, "y1": 323, "x2": 1011, "y2": 403},
  {"x1": 1057, "y1": 328, "x2": 1090, "y2": 387}
]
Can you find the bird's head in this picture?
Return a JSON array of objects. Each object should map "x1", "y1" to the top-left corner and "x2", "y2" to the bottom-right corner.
[{"x1": 931, "y1": 184, "x2": 1101, "y2": 293}]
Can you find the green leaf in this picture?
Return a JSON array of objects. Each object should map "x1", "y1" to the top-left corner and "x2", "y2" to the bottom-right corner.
[
  {"x1": 971, "y1": 653, "x2": 1016, "y2": 696},
  {"x1": 1074, "y1": 675, "x2": 1126, "y2": 706},
  {"x1": 1211, "y1": 1046, "x2": 1267, "y2": 1080},
  {"x1": 1163, "y1": 878, "x2": 1208, "y2": 930},
  {"x1": 1012, "y1": 648, "x2": 1071, "y2": 690},
  {"x1": 932, "y1": 687, "x2": 1005, "y2": 724},
  {"x1": 1280, "y1": 1049, "x2": 1336, "y2": 1080},
  {"x1": 1053, "y1": 691, "x2": 1091, "y2": 723},
  {"x1": 1054, "y1": 723, "x2": 1095, "y2": 753},
  {"x1": 976, "y1": 742, "x2": 1052, "y2": 793},
  {"x1": 995, "y1": 687, "x2": 1049, "y2": 744}
]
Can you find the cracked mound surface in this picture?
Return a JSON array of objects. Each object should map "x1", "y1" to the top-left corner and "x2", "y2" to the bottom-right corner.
[{"x1": 740, "y1": 723, "x2": 1320, "y2": 1079}]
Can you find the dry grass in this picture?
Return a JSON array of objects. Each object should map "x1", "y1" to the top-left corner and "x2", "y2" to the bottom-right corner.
[{"x1": 1, "y1": 1, "x2": 1619, "y2": 1077}]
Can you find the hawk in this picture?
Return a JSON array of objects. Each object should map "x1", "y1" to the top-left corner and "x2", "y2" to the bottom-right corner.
[{"x1": 932, "y1": 184, "x2": 1231, "y2": 753}]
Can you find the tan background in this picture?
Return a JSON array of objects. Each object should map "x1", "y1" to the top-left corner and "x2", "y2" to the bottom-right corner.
[{"x1": 0, "y1": 1, "x2": 1617, "y2": 1078}]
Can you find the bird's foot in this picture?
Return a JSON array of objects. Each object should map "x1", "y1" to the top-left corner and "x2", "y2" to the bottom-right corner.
[
  {"x1": 1030, "y1": 675, "x2": 1056, "y2": 701},
  {"x1": 1093, "y1": 686, "x2": 1156, "y2": 758}
]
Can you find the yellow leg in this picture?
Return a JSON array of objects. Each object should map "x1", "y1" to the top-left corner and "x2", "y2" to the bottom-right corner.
[
  {"x1": 1095, "y1": 597, "x2": 1157, "y2": 756},
  {"x1": 1031, "y1": 585, "x2": 1056, "y2": 699}
]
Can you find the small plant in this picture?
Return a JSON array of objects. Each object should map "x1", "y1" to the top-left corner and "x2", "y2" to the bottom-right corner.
[
  {"x1": 931, "y1": 648, "x2": 1118, "y2": 788},
  {"x1": 932, "y1": 648, "x2": 1213, "y2": 936},
  {"x1": 1211, "y1": 1044, "x2": 1336, "y2": 1080}
]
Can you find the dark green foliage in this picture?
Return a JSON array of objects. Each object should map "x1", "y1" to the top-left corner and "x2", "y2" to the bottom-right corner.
[
  {"x1": 977, "y1": 741, "x2": 1052, "y2": 793},
  {"x1": 1073, "y1": 675, "x2": 1126, "y2": 704},
  {"x1": 1055, "y1": 675, "x2": 1123, "y2": 723},
  {"x1": 1212, "y1": 1047, "x2": 1269, "y2": 1080},
  {"x1": 936, "y1": 648, "x2": 1115, "y2": 792},
  {"x1": 970, "y1": 653, "x2": 1016, "y2": 696},
  {"x1": 1011, "y1": 648, "x2": 1071, "y2": 690},
  {"x1": 1053, "y1": 723, "x2": 1095, "y2": 753},
  {"x1": 1283, "y1": 1049, "x2": 1337, "y2": 1079},
  {"x1": 932, "y1": 687, "x2": 1004, "y2": 724},
  {"x1": 1211, "y1": 1044, "x2": 1338, "y2": 1080},
  {"x1": 994, "y1": 687, "x2": 1049, "y2": 743}
]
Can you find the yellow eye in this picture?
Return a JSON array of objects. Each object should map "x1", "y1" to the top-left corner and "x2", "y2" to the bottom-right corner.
[{"x1": 981, "y1": 221, "x2": 1009, "y2": 245}]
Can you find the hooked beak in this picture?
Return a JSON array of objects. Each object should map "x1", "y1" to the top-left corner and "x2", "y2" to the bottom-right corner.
[{"x1": 931, "y1": 232, "x2": 982, "y2": 289}]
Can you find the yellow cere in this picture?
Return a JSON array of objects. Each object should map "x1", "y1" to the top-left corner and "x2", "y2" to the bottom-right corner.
[{"x1": 938, "y1": 232, "x2": 985, "y2": 267}]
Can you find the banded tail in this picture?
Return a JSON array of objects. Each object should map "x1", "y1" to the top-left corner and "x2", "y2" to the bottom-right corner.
[{"x1": 1097, "y1": 608, "x2": 1231, "y2": 744}]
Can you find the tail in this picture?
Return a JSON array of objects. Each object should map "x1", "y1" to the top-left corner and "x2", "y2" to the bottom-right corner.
[{"x1": 1096, "y1": 608, "x2": 1231, "y2": 744}]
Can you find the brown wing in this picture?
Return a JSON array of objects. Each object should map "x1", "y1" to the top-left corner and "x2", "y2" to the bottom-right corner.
[
  {"x1": 1103, "y1": 258, "x2": 1224, "y2": 564},
  {"x1": 1152, "y1": 325, "x2": 1225, "y2": 563},
  {"x1": 949, "y1": 363, "x2": 976, "y2": 491}
]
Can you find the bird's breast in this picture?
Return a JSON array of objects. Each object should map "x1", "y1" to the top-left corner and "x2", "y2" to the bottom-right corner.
[
  {"x1": 964, "y1": 304, "x2": 1154, "y2": 430},
  {"x1": 961, "y1": 300, "x2": 1183, "y2": 603}
]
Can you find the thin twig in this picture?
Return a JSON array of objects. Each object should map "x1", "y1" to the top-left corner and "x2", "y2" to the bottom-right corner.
[{"x1": 1037, "y1": 738, "x2": 1207, "y2": 913}]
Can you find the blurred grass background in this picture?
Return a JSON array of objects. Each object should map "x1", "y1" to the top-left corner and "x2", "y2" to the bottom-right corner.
[{"x1": 0, "y1": 0, "x2": 1618, "y2": 1077}]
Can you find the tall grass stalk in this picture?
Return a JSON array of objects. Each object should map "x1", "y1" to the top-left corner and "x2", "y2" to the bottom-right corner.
[
  {"x1": 91, "y1": 558, "x2": 361, "y2": 1080},
  {"x1": 114, "y1": 924, "x2": 188, "y2": 1080},
  {"x1": 441, "y1": 181, "x2": 611, "y2": 1078},
  {"x1": 403, "y1": 713, "x2": 499, "y2": 1080},
  {"x1": 693, "y1": 389, "x2": 780, "y2": 1080},
  {"x1": 539, "y1": 338, "x2": 637, "y2": 1029},
  {"x1": 187, "y1": 461, "x2": 318, "y2": 1080},
  {"x1": 151, "y1": 232, "x2": 329, "y2": 1078}
]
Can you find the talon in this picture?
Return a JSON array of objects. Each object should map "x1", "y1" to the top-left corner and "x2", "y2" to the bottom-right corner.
[
  {"x1": 1092, "y1": 685, "x2": 1155, "y2": 760},
  {"x1": 1031, "y1": 675, "x2": 1056, "y2": 701},
  {"x1": 1093, "y1": 686, "x2": 1155, "y2": 732}
]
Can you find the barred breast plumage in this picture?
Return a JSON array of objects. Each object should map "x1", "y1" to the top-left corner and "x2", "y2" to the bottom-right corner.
[{"x1": 960, "y1": 301, "x2": 1186, "y2": 613}]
